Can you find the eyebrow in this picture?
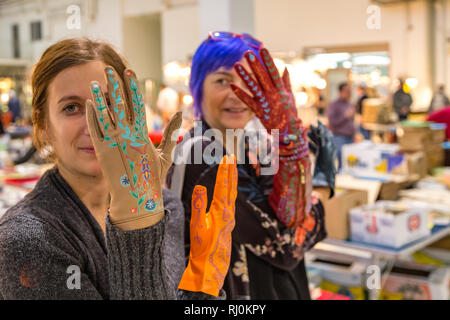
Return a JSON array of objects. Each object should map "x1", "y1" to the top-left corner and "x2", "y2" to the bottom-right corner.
[
  {"x1": 57, "y1": 95, "x2": 83, "y2": 104},
  {"x1": 212, "y1": 71, "x2": 233, "y2": 77},
  {"x1": 57, "y1": 93, "x2": 111, "y2": 105},
  {"x1": 213, "y1": 71, "x2": 256, "y2": 77}
]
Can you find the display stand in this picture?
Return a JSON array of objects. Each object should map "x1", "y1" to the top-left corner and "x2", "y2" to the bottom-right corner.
[{"x1": 309, "y1": 224, "x2": 450, "y2": 300}]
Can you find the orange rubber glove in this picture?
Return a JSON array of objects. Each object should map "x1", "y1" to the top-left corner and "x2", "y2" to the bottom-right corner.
[{"x1": 178, "y1": 155, "x2": 238, "y2": 297}]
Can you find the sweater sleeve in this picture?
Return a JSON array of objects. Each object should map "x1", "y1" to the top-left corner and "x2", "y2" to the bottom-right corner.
[
  {"x1": 0, "y1": 215, "x2": 104, "y2": 299},
  {"x1": 106, "y1": 213, "x2": 177, "y2": 299},
  {"x1": 0, "y1": 213, "x2": 176, "y2": 300},
  {"x1": 106, "y1": 205, "x2": 223, "y2": 300}
]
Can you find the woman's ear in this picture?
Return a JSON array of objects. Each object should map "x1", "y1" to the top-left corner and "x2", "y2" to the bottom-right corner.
[
  {"x1": 38, "y1": 123, "x2": 50, "y2": 146},
  {"x1": 38, "y1": 123, "x2": 56, "y2": 159}
]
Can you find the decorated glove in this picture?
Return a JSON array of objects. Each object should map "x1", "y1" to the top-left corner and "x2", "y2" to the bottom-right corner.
[
  {"x1": 86, "y1": 66, "x2": 182, "y2": 230},
  {"x1": 308, "y1": 121, "x2": 337, "y2": 198},
  {"x1": 178, "y1": 155, "x2": 238, "y2": 297},
  {"x1": 230, "y1": 48, "x2": 313, "y2": 243}
]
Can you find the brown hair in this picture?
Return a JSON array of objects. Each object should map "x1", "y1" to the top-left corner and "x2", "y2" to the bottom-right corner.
[{"x1": 31, "y1": 37, "x2": 129, "y2": 160}]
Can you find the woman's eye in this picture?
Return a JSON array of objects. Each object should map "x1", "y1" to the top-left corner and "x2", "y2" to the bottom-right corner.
[
  {"x1": 63, "y1": 104, "x2": 80, "y2": 114},
  {"x1": 216, "y1": 78, "x2": 230, "y2": 85}
]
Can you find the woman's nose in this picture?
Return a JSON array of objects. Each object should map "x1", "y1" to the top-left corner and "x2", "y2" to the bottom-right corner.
[{"x1": 83, "y1": 114, "x2": 91, "y2": 136}]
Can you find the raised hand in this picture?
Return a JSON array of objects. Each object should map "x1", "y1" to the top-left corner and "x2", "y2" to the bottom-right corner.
[
  {"x1": 178, "y1": 155, "x2": 238, "y2": 297},
  {"x1": 86, "y1": 66, "x2": 182, "y2": 230},
  {"x1": 230, "y1": 48, "x2": 308, "y2": 157},
  {"x1": 230, "y1": 48, "x2": 313, "y2": 243}
]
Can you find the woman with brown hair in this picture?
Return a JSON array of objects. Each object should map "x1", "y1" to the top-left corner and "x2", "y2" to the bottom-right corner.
[{"x1": 0, "y1": 38, "x2": 236, "y2": 299}]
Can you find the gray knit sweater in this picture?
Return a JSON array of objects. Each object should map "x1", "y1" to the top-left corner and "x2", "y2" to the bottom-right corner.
[{"x1": 0, "y1": 167, "x2": 221, "y2": 300}]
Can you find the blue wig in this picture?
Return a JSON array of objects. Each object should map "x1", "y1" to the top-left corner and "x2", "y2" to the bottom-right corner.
[{"x1": 189, "y1": 35, "x2": 261, "y2": 118}]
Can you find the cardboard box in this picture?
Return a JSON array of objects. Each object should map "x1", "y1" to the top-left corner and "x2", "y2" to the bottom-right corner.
[
  {"x1": 349, "y1": 201, "x2": 431, "y2": 248},
  {"x1": 362, "y1": 99, "x2": 381, "y2": 124},
  {"x1": 377, "y1": 181, "x2": 401, "y2": 200},
  {"x1": 323, "y1": 188, "x2": 368, "y2": 240},
  {"x1": 381, "y1": 261, "x2": 450, "y2": 300},
  {"x1": 305, "y1": 253, "x2": 368, "y2": 300},
  {"x1": 398, "y1": 126, "x2": 430, "y2": 152},
  {"x1": 398, "y1": 122, "x2": 446, "y2": 153},
  {"x1": 429, "y1": 123, "x2": 447, "y2": 144},
  {"x1": 361, "y1": 98, "x2": 394, "y2": 125},
  {"x1": 336, "y1": 173, "x2": 411, "y2": 204},
  {"x1": 425, "y1": 142, "x2": 445, "y2": 170},
  {"x1": 378, "y1": 176, "x2": 419, "y2": 201},
  {"x1": 406, "y1": 151, "x2": 427, "y2": 178},
  {"x1": 393, "y1": 151, "x2": 427, "y2": 179},
  {"x1": 342, "y1": 141, "x2": 403, "y2": 176}
]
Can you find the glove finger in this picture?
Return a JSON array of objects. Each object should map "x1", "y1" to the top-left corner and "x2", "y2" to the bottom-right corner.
[
  {"x1": 191, "y1": 185, "x2": 208, "y2": 222},
  {"x1": 90, "y1": 81, "x2": 116, "y2": 135},
  {"x1": 123, "y1": 68, "x2": 149, "y2": 141},
  {"x1": 105, "y1": 66, "x2": 128, "y2": 127},
  {"x1": 260, "y1": 48, "x2": 285, "y2": 92},
  {"x1": 157, "y1": 111, "x2": 183, "y2": 177},
  {"x1": 281, "y1": 68, "x2": 298, "y2": 116},
  {"x1": 86, "y1": 99, "x2": 104, "y2": 141},
  {"x1": 211, "y1": 155, "x2": 231, "y2": 205},
  {"x1": 234, "y1": 62, "x2": 266, "y2": 101},
  {"x1": 190, "y1": 185, "x2": 209, "y2": 257},
  {"x1": 229, "y1": 83, "x2": 260, "y2": 118},
  {"x1": 281, "y1": 67, "x2": 293, "y2": 93},
  {"x1": 243, "y1": 50, "x2": 275, "y2": 95}
]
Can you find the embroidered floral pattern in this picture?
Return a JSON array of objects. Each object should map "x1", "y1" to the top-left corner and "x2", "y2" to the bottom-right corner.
[
  {"x1": 232, "y1": 245, "x2": 249, "y2": 283},
  {"x1": 120, "y1": 174, "x2": 130, "y2": 187},
  {"x1": 145, "y1": 199, "x2": 157, "y2": 211},
  {"x1": 243, "y1": 199, "x2": 297, "y2": 259}
]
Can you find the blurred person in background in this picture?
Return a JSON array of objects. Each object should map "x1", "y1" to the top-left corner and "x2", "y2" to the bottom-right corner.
[
  {"x1": 327, "y1": 82, "x2": 355, "y2": 170},
  {"x1": 167, "y1": 31, "x2": 336, "y2": 300},
  {"x1": 428, "y1": 84, "x2": 449, "y2": 113},
  {"x1": 355, "y1": 84, "x2": 370, "y2": 140},
  {"x1": 393, "y1": 79, "x2": 412, "y2": 121},
  {"x1": 8, "y1": 90, "x2": 22, "y2": 123},
  {"x1": 355, "y1": 84, "x2": 368, "y2": 116}
]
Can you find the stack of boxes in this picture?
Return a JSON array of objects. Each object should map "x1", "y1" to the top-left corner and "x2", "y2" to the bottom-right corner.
[
  {"x1": 361, "y1": 98, "x2": 395, "y2": 125},
  {"x1": 397, "y1": 121, "x2": 446, "y2": 173}
]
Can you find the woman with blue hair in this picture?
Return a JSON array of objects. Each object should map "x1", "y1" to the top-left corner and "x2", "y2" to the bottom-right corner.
[{"x1": 167, "y1": 32, "x2": 336, "y2": 300}]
